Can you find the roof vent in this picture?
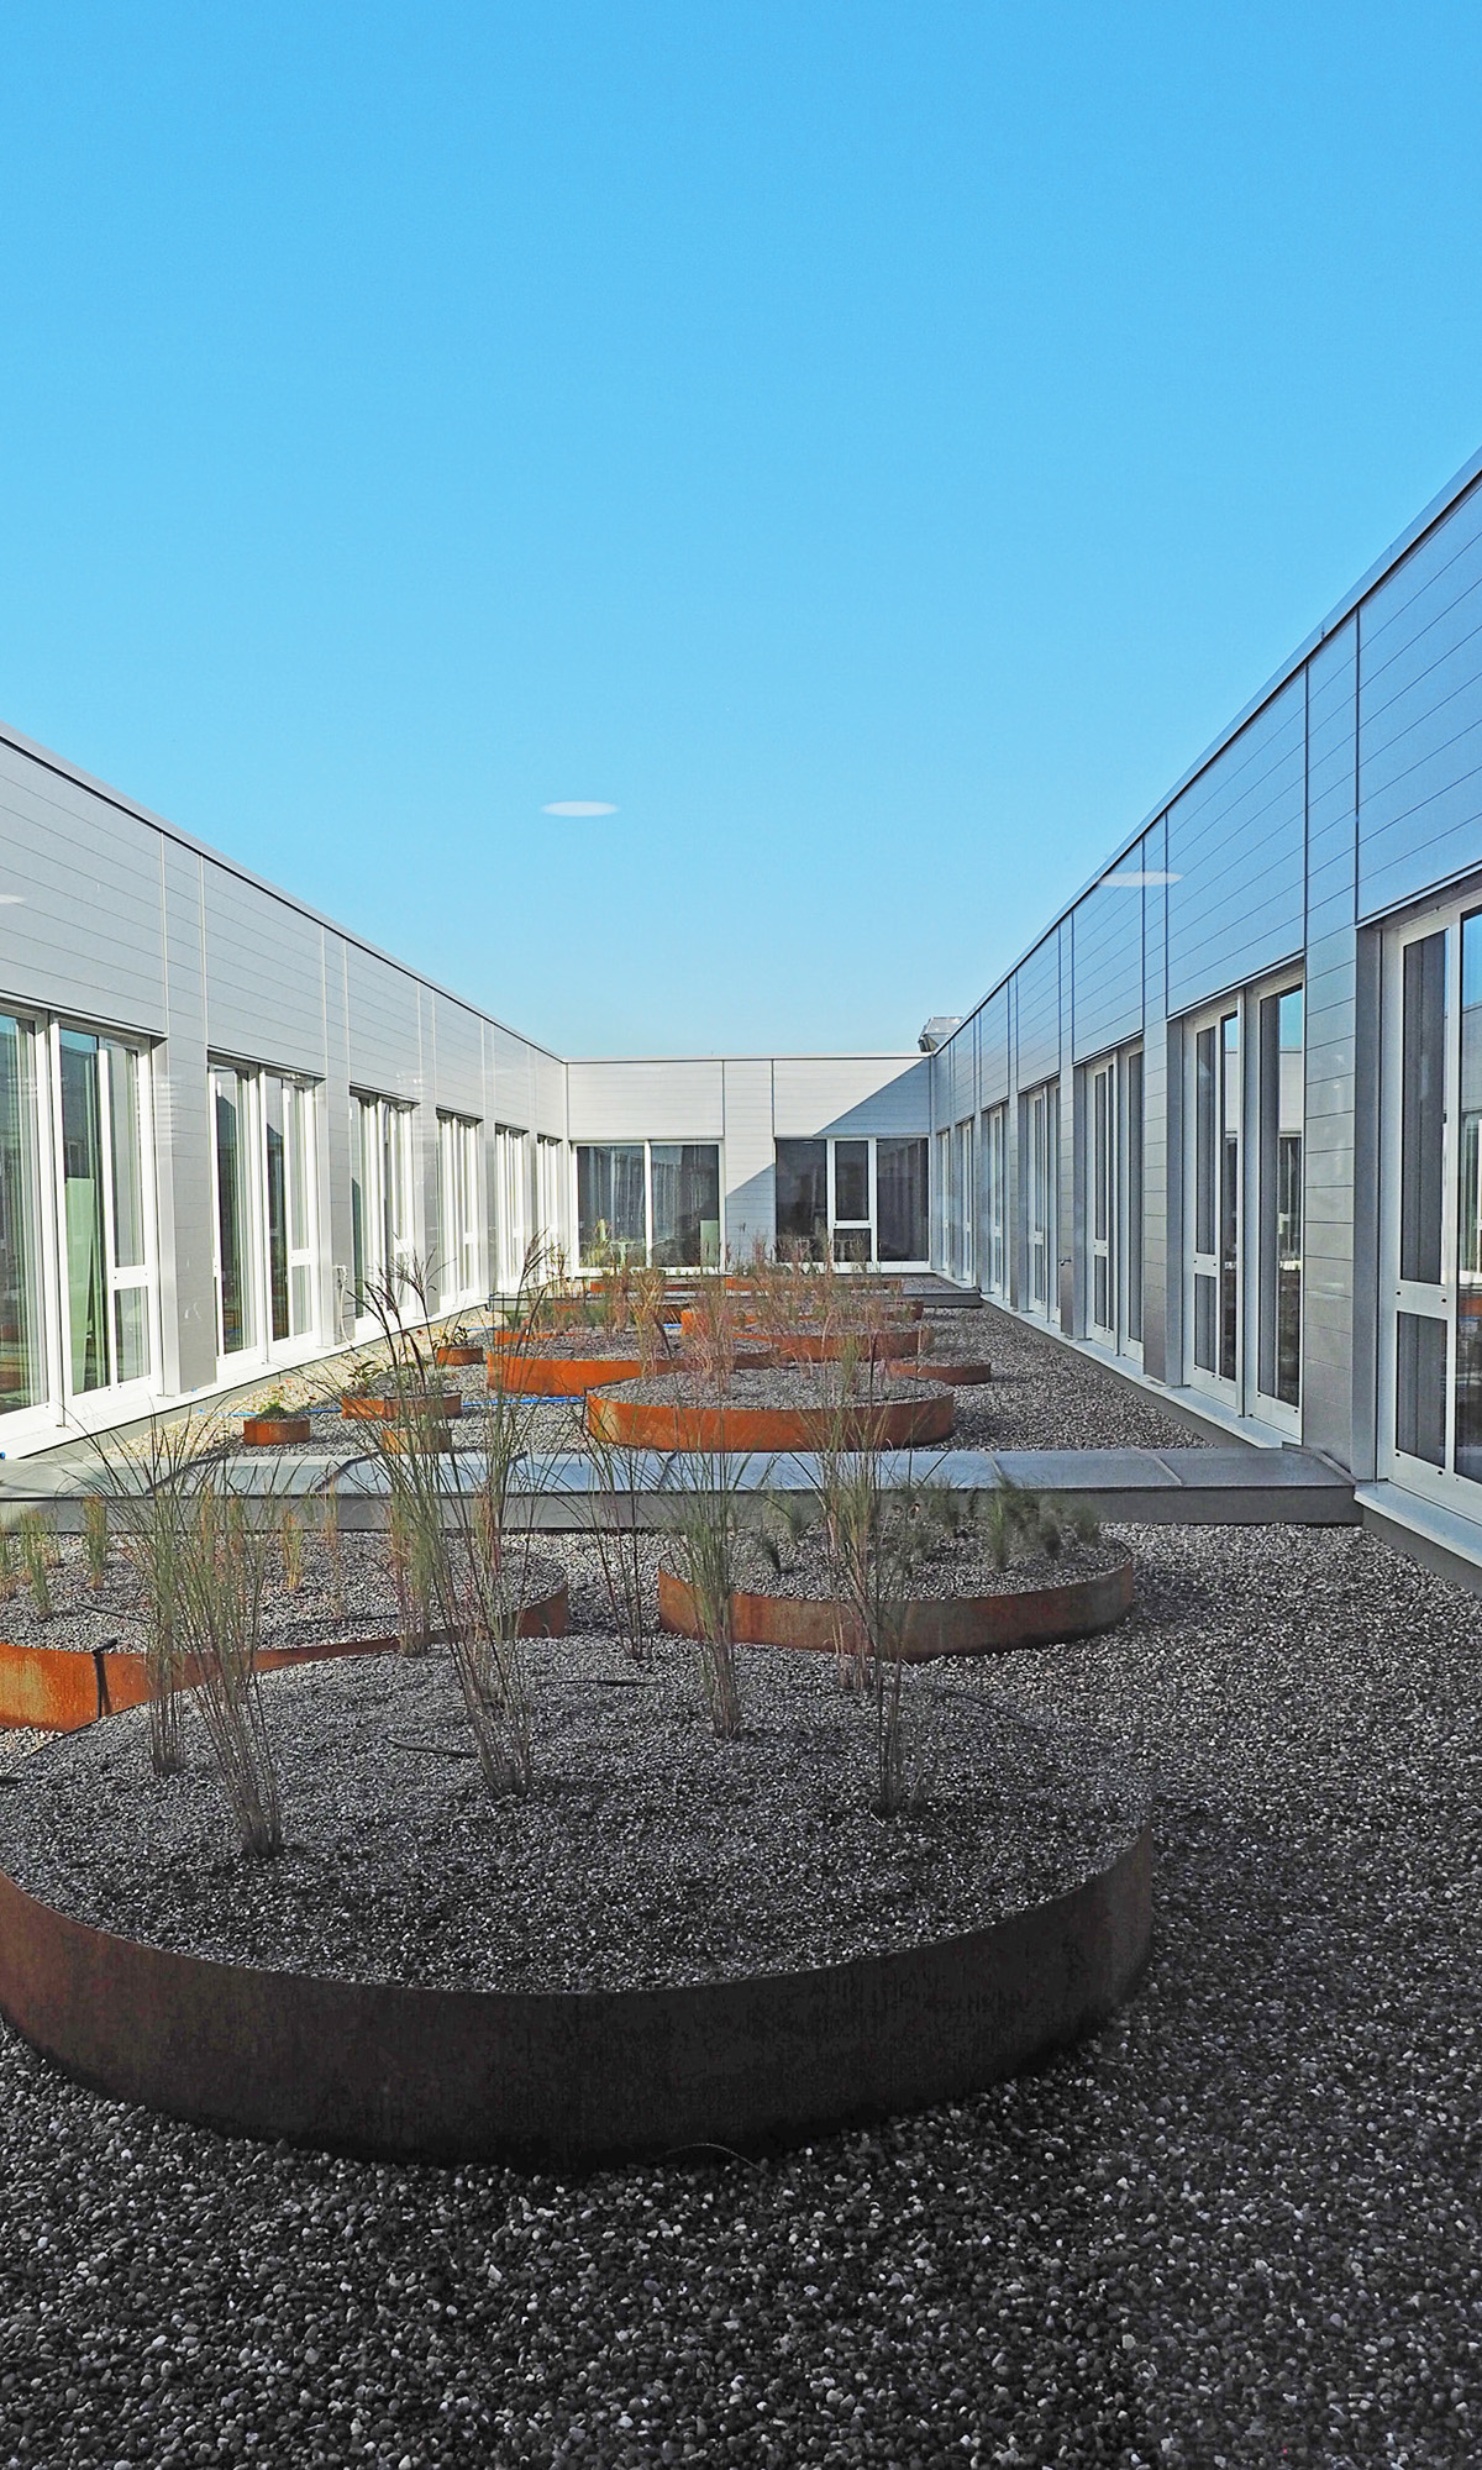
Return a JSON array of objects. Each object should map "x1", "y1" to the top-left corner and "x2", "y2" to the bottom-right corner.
[{"x1": 918, "y1": 1016, "x2": 962, "y2": 1054}]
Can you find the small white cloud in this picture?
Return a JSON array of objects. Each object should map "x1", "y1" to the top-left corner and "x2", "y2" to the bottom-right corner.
[
  {"x1": 1098, "y1": 869, "x2": 1181, "y2": 888},
  {"x1": 0, "y1": 894, "x2": 25, "y2": 905},
  {"x1": 542, "y1": 800, "x2": 617, "y2": 818}
]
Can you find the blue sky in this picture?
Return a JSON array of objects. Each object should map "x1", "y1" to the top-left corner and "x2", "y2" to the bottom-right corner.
[{"x1": 2, "y1": 4, "x2": 1481, "y2": 1055}]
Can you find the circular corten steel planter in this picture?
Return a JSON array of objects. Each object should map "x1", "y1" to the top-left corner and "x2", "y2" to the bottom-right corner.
[
  {"x1": 434, "y1": 1345, "x2": 484, "y2": 1368},
  {"x1": 0, "y1": 1825, "x2": 1150, "y2": 2169},
  {"x1": 242, "y1": 1415, "x2": 312, "y2": 1447},
  {"x1": 760, "y1": 1328, "x2": 933, "y2": 1364},
  {"x1": 488, "y1": 1350, "x2": 652, "y2": 1397},
  {"x1": 341, "y1": 1394, "x2": 462, "y2": 1422},
  {"x1": 0, "y1": 1576, "x2": 569, "y2": 1733},
  {"x1": 586, "y1": 1387, "x2": 956, "y2": 1453},
  {"x1": 658, "y1": 1552, "x2": 1133, "y2": 1660}
]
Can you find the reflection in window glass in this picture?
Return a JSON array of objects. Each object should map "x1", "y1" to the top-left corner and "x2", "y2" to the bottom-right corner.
[
  {"x1": 577, "y1": 1145, "x2": 645, "y2": 1265},
  {"x1": 59, "y1": 1030, "x2": 108, "y2": 1393},
  {"x1": 1455, "y1": 914, "x2": 1482, "y2": 1481},
  {"x1": 1400, "y1": 932, "x2": 1446, "y2": 1286},
  {"x1": 877, "y1": 1137, "x2": 928, "y2": 1263},
  {"x1": 650, "y1": 1145, "x2": 720, "y2": 1268},
  {"x1": 834, "y1": 1141, "x2": 869, "y2": 1224},
  {"x1": 1397, "y1": 1309, "x2": 1446, "y2": 1467},
  {"x1": 213, "y1": 1068, "x2": 255, "y2": 1355},
  {"x1": 0, "y1": 1018, "x2": 44, "y2": 1411},
  {"x1": 1126, "y1": 1049, "x2": 1144, "y2": 1344},
  {"x1": 264, "y1": 1077, "x2": 289, "y2": 1342},
  {"x1": 1258, "y1": 989, "x2": 1303, "y2": 1408},
  {"x1": 775, "y1": 1140, "x2": 828, "y2": 1261}
]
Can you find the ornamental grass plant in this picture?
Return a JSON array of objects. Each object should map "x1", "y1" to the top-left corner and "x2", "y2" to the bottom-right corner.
[
  {"x1": 361, "y1": 1259, "x2": 547, "y2": 1800},
  {"x1": 175, "y1": 1476, "x2": 283, "y2": 1859}
]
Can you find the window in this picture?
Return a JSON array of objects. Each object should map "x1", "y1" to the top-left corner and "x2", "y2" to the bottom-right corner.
[
  {"x1": 981, "y1": 1105, "x2": 1006, "y2": 1297},
  {"x1": 58, "y1": 1029, "x2": 153, "y2": 1393},
  {"x1": 877, "y1": 1136, "x2": 929, "y2": 1265},
  {"x1": 536, "y1": 1135, "x2": 565, "y2": 1263},
  {"x1": 494, "y1": 1126, "x2": 530, "y2": 1292},
  {"x1": 1257, "y1": 988, "x2": 1303, "y2": 1411},
  {"x1": 1084, "y1": 1044, "x2": 1142, "y2": 1356},
  {"x1": 0, "y1": 1016, "x2": 45, "y2": 1413},
  {"x1": 777, "y1": 1139, "x2": 828, "y2": 1259},
  {"x1": 776, "y1": 1136, "x2": 928, "y2": 1267},
  {"x1": 352, "y1": 1094, "x2": 414, "y2": 1319},
  {"x1": 1189, "y1": 1008, "x2": 1240, "y2": 1386},
  {"x1": 438, "y1": 1113, "x2": 482, "y2": 1306},
  {"x1": 1089, "y1": 1059, "x2": 1115, "y2": 1341},
  {"x1": 212, "y1": 1065, "x2": 320, "y2": 1359},
  {"x1": 577, "y1": 1142, "x2": 721, "y2": 1268},
  {"x1": 1125, "y1": 1048, "x2": 1145, "y2": 1346},
  {"x1": 1027, "y1": 1081, "x2": 1058, "y2": 1316}
]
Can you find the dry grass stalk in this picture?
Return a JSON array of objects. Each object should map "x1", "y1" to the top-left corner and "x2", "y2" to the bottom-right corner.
[
  {"x1": 83, "y1": 1496, "x2": 109, "y2": 1589},
  {"x1": 0, "y1": 1526, "x2": 17, "y2": 1605},
  {"x1": 317, "y1": 1479, "x2": 346, "y2": 1619},
  {"x1": 177, "y1": 1478, "x2": 283, "y2": 1858},
  {"x1": 90, "y1": 1413, "x2": 226, "y2": 1776},
  {"x1": 279, "y1": 1505, "x2": 305, "y2": 1593},
  {"x1": 363, "y1": 1258, "x2": 544, "y2": 1799},
  {"x1": 18, "y1": 1511, "x2": 52, "y2": 1622}
]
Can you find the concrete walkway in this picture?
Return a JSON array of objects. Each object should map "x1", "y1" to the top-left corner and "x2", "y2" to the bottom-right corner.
[{"x1": 0, "y1": 1442, "x2": 1357, "y2": 1530}]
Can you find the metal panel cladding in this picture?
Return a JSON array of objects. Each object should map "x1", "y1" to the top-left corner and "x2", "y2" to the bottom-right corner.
[
  {"x1": 1166, "y1": 673, "x2": 1305, "y2": 1016},
  {"x1": 1359, "y1": 477, "x2": 1482, "y2": 921}
]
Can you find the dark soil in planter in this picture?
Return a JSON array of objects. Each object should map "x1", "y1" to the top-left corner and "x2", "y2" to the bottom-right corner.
[
  {"x1": 0, "y1": 1637, "x2": 1146, "y2": 1995},
  {"x1": 0, "y1": 1533, "x2": 566, "y2": 1656}
]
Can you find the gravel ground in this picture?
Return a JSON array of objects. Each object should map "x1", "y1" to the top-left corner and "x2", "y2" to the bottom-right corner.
[
  {"x1": 0, "y1": 1358, "x2": 1476, "y2": 2460},
  {"x1": 597, "y1": 1369, "x2": 950, "y2": 1409},
  {"x1": 931, "y1": 1303, "x2": 1217, "y2": 1453},
  {"x1": 0, "y1": 1641, "x2": 1143, "y2": 1991},
  {"x1": 0, "y1": 1537, "x2": 565, "y2": 1657}
]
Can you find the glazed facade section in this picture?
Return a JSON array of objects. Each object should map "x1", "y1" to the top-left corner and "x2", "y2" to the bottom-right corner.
[
  {"x1": 0, "y1": 725, "x2": 930, "y2": 1456},
  {"x1": 925, "y1": 444, "x2": 1482, "y2": 1538}
]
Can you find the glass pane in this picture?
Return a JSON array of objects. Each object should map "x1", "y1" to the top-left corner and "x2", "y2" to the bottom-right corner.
[
  {"x1": 1093, "y1": 1070, "x2": 1110, "y2": 1243},
  {"x1": 1193, "y1": 1271, "x2": 1217, "y2": 1373},
  {"x1": 1455, "y1": 914, "x2": 1482, "y2": 1480},
  {"x1": 1220, "y1": 1014, "x2": 1240, "y2": 1383},
  {"x1": 577, "y1": 1145, "x2": 645, "y2": 1265},
  {"x1": 1126, "y1": 1050, "x2": 1144, "y2": 1343},
  {"x1": 651, "y1": 1144, "x2": 720, "y2": 1269},
  {"x1": 1396, "y1": 1310, "x2": 1446, "y2": 1467},
  {"x1": 351, "y1": 1099, "x2": 371, "y2": 1312},
  {"x1": 833, "y1": 1227, "x2": 872, "y2": 1265},
  {"x1": 113, "y1": 1284, "x2": 149, "y2": 1384},
  {"x1": 877, "y1": 1136, "x2": 928, "y2": 1263},
  {"x1": 1259, "y1": 989, "x2": 1303, "y2": 1407},
  {"x1": 0, "y1": 1017, "x2": 44, "y2": 1411},
  {"x1": 290, "y1": 1264, "x2": 313, "y2": 1336},
  {"x1": 1195, "y1": 1026, "x2": 1216, "y2": 1257},
  {"x1": 60, "y1": 1030, "x2": 107, "y2": 1393},
  {"x1": 775, "y1": 1140, "x2": 827, "y2": 1261},
  {"x1": 213, "y1": 1068, "x2": 255, "y2": 1355},
  {"x1": 1400, "y1": 931, "x2": 1446, "y2": 1286},
  {"x1": 834, "y1": 1140, "x2": 869, "y2": 1225},
  {"x1": 264, "y1": 1077, "x2": 289, "y2": 1343},
  {"x1": 105, "y1": 1043, "x2": 147, "y2": 1269},
  {"x1": 287, "y1": 1084, "x2": 312, "y2": 1254}
]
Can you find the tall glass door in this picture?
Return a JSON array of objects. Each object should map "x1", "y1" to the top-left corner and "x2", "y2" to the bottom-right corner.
[
  {"x1": 1381, "y1": 903, "x2": 1482, "y2": 1497},
  {"x1": 1187, "y1": 1004, "x2": 1242, "y2": 1402},
  {"x1": 57, "y1": 1029, "x2": 153, "y2": 1396},
  {"x1": 1026, "y1": 1081, "x2": 1058, "y2": 1316}
]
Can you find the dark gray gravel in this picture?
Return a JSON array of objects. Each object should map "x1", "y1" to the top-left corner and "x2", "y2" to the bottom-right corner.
[
  {"x1": 934, "y1": 1302, "x2": 1216, "y2": 1452},
  {"x1": 0, "y1": 1365, "x2": 1476, "y2": 2461},
  {"x1": 0, "y1": 1642, "x2": 1143, "y2": 1991}
]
